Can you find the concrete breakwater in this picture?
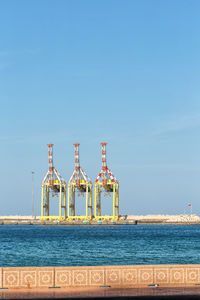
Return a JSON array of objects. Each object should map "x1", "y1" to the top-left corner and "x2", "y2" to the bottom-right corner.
[
  {"x1": 1, "y1": 265, "x2": 200, "y2": 289},
  {"x1": 0, "y1": 215, "x2": 200, "y2": 225}
]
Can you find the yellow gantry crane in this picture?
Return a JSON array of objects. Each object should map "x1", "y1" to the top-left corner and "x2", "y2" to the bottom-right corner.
[
  {"x1": 95, "y1": 143, "x2": 119, "y2": 220},
  {"x1": 67, "y1": 143, "x2": 92, "y2": 220},
  {"x1": 41, "y1": 144, "x2": 66, "y2": 220}
]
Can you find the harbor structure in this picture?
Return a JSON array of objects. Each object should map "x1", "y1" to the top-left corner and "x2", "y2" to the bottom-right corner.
[
  {"x1": 94, "y1": 143, "x2": 119, "y2": 220},
  {"x1": 41, "y1": 144, "x2": 67, "y2": 220},
  {"x1": 67, "y1": 143, "x2": 93, "y2": 219}
]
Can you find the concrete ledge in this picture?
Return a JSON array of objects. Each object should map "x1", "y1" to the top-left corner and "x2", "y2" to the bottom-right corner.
[
  {"x1": 1, "y1": 265, "x2": 200, "y2": 289},
  {"x1": 0, "y1": 268, "x2": 2, "y2": 288}
]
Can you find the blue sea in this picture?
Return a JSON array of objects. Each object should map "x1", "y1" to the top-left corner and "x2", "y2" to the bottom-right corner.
[{"x1": 0, "y1": 225, "x2": 200, "y2": 267}]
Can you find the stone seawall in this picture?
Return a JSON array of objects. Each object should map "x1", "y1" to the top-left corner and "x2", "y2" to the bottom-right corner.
[
  {"x1": 1, "y1": 215, "x2": 200, "y2": 225},
  {"x1": 1, "y1": 265, "x2": 200, "y2": 289}
]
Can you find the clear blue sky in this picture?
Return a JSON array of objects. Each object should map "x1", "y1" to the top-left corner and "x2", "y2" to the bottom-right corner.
[{"x1": 1, "y1": 0, "x2": 200, "y2": 216}]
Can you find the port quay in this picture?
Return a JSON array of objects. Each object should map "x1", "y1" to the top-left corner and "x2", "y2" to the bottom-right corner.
[{"x1": 1, "y1": 142, "x2": 200, "y2": 226}]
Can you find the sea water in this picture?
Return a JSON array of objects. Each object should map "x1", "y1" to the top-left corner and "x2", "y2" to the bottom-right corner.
[{"x1": 0, "y1": 225, "x2": 200, "y2": 267}]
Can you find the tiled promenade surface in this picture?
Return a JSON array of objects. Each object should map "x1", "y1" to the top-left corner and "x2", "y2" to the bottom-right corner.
[
  {"x1": 1, "y1": 265, "x2": 200, "y2": 289},
  {"x1": 1, "y1": 287, "x2": 200, "y2": 299}
]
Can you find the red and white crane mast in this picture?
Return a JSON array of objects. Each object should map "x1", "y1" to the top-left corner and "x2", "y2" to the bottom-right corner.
[
  {"x1": 41, "y1": 144, "x2": 66, "y2": 220},
  {"x1": 68, "y1": 143, "x2": 92, "y2": 219},
  {"x1": 95, "y1": 142, "x2": 119, "y2": 220}
]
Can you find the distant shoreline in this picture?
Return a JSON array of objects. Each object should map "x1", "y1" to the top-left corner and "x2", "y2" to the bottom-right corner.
[{"x1": 0, "y1": 214, "x2": 199, "y2": 225}]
